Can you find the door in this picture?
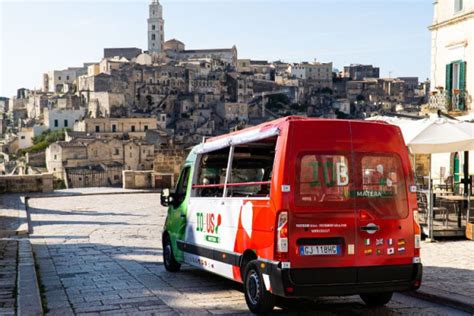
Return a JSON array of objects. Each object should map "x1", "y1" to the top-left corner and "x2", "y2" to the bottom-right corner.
[
  {"x1": 167, "y1": 166, "x2": 191, "y2": 262},
  {"x1": 288, "y1": 121, "x2": 358, "y2": 271},
  {"x1": 354, "y1": 153, "x2": 414, "y2": 268}
]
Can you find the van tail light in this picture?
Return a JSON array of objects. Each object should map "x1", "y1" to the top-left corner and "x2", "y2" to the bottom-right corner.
[
  {"x1": 413, "y1": 211, "x2": 421, "y2": 258},
  {"x1": 275, "y1": 211, "x2": 289, "y2": 261}
]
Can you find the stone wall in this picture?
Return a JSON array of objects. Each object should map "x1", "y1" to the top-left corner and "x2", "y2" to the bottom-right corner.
[
  {"x1": 123, "y1": 171, "x2": 174, "y2": 190},
  {"x1": 153, "y1": 149, "x2": 187, "y2": 181},
  {"x1": 0, "y1": 174, "x2": 53, "y2": 193},
  {"x1": 123, "y1": 171, "x2": 152, "y2": 189}
]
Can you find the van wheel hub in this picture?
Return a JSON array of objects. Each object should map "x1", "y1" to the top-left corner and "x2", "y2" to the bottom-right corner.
[{"x1": 246, "y1": 271, "x2": 261, "y2": 305}]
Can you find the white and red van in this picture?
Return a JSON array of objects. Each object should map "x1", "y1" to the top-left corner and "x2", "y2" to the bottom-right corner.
[{"x1": 161, "y1": 116, "x2": 422, "y2": 313}]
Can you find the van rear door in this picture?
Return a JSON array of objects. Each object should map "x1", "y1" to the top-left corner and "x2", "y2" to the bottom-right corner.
[
  {"x1": 287, "y1": 120, "x2": 358, "y2": 271},
  {"x1": 351, "y1": 122, "x2": 415, "y2": 269}
]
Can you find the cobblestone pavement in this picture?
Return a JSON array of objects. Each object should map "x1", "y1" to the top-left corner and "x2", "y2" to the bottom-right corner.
[
  {"x1": 0, "y1": 194, "x2": 24, "y2": 232},
  {"x1": 419, "y1": 240, "x2": 474, "y2": 301},
  {"x1": 28, "y1": 193, "x2": 469, "y2": 315},
  {"x1": 0, "y1": 240, "x2": 17, "y2": 316}
]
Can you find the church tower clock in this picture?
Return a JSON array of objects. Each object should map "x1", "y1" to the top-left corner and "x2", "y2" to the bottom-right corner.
[{"x1": 148, "y1": 0, "x2": 164, "y2": 53}]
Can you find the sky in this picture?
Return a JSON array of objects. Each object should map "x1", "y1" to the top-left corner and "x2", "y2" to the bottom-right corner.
[{"x1": 0, "y1": 0, "x2": 433, "y2": 98}]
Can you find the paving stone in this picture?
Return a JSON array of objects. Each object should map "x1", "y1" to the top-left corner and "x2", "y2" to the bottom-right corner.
[{"x1": 27, "y1": 192, "x2": 473, "y2": 316}]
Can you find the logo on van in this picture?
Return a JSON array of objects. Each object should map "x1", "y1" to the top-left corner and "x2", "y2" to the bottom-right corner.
[{"x1": 196, "y1": 212, "x2": 222, "y2": 244}]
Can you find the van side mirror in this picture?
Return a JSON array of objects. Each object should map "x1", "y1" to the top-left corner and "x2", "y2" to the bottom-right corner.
[{"x1": 161, "y1": 188, "x2": 173, "y2": 207}]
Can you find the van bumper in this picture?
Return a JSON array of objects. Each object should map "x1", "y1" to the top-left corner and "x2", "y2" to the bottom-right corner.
[{"x1": 267, "y1": 263, "x2": 423, "y2": 298}]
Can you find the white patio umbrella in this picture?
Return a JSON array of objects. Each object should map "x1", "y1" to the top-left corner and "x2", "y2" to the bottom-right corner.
[
  {"x1": 367, "y1": 115, "x2": 474, "y2": 154},
  {"x1": 404, "y1": 119, "x2": 474, "y2": 153},
  {"x1": 367, "y1": 115, "x2": 474, "y2": 239}
]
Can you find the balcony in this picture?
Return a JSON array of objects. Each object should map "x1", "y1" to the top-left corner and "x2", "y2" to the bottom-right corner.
[{"x1": 429, "y1": 89, "x2": 472, "y2": 113}]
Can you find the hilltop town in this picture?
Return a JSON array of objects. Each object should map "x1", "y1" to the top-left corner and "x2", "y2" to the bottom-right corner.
[{"x1": 0, "y1": 0, "x2": 430, "y2": 190}]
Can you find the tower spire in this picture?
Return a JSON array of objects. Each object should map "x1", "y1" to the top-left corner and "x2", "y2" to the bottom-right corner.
[{"x1": 148, "y1": 0, "x2": 164, "y2": 53}]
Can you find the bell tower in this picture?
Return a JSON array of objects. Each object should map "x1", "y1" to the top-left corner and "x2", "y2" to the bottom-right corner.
[{"x1": 148, "y1": 0, "x2": 164, "y2": 53}]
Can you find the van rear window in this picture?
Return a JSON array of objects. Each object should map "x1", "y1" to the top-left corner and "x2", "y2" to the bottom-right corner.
[
  {"x1": 298, "y1": 154, "x2": 351, "y2": 204},
  {"x1": 357, "y1": 155, "x2": 408, "y2": 219},
  {"x1": 296, "y1": 153, "x2": 408, "y2": 219}
]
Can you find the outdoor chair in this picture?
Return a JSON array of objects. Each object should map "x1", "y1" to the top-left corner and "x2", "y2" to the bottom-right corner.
[{"x1": 416, "y1": 191, "x2": 449, "y2": 226}]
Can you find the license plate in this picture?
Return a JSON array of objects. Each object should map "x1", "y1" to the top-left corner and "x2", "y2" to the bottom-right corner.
[{"x1": 300, "y1": 245, "x2": 341, "y2": 256}]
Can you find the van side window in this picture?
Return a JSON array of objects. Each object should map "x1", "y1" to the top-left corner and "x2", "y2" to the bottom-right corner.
[
  {"x1": 193, "y1": 137, "x2": 277, "y2": 198},
  {"x1": 226, "y1": 138, "x2": 276, "y2": 197},
  {"x1": 175, "y1": 167, "x2": 191, "y2": 204},
  {"x1": 196, "y1": 148, "x2": 229, "y2": 197}
]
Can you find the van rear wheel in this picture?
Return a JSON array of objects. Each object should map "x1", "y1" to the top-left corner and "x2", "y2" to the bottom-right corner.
[
  {"x1": 163, "y1": 235, "x2": 181, "y2": 272},
  {"x1": 243, "y1": 260, "x2": 275, "y2": 314},
  {"x1": 360, "y1": 292, "x2": 393, "y2": 307}
]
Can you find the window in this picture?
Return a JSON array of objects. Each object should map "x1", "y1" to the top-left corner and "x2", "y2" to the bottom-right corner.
[
  {"x1": 54, "y1": 155, "x2": 57, "y2": 160},
  {"x1": 114, "y1": 148, "x2": 120, "y2": 155},
  {"x1": 194, "y1": 138, "x2": 277, "y2": 198},
  {"x1": 151, "y1": 34, "x2": 156, "y2": 41},
  {"x1": 131, "y1": 125, "x2": 136, "y2": 132},
  {"x1": 175, "y1": 167, "x2": 191, "y2": 205},
  {"x1": 114, "y1": 175, "x2": 119, "y2": 180},
  {"x1": 66, "y1": 75, "x2": 70, "y2": 80},
  {"x1": 58, "y1": 76, "x2": 62, "y2": 80},
  {"x1": 112, "y1": 124, "x2": 116, "y2": 132},
  {"x1": 194, "y1": 148, "x2": 229, "y2": 197},
  {"x1": 144, "y1": 125, "x2": 148, "y2": 131},
  {"x1": 297, "y1": 154, "x2": 351, "y2": 205},
  {"x1": 95, "y1": 125, "x2": 100, "y2": 132},
  {"x1": 358, "y1": 154, "x2": 408, "y2": 219},
  {"x1": 455, "y1": 0, "x2": 463, "y2": 12},
  {"x1": 21, "y1": 136, "x2": 25, "y2": 139},
  {"x1": 152, "y1": 24, "x2": 156, "y2": 30},
  {"x1": 54, "y1": 119, "x2": 58, "y2": 127},
  {"x1": 64, "y1": 120, "x2": 68, "y2": 127}
]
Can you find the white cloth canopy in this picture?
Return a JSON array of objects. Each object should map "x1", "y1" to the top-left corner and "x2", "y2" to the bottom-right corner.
[{"x1": 367, "y1": 115, "x2": 474, "y2": 154}]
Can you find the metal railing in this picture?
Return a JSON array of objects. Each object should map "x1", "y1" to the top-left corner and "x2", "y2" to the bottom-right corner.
[{"x1": 429, "y1": 90, "x2": 472, "y2": 112}]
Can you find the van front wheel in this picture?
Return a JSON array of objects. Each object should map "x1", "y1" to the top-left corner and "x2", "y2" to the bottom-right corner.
[
  {"x1": 243, "y1": 260, "x2": 275, "y2": 314},
  {"x1": 163, "y1": 235, "x2": 181, "y2": 272},
  {"x1": 360, "y1": 292, "x2": 393, "y2": 307}
]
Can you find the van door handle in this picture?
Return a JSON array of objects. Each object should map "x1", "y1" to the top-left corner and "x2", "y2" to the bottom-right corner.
[{"x1": 360, "y1": 224, "x2": 380, "y2": 233}]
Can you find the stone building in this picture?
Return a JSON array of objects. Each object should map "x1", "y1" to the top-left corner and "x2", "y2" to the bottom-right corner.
[
  {"x1": 429, "y1": 0, "x2": 473, "y2": 112},
  {"x1": 46, "y1": 138, "x2": 155, "y2": 185},
  {"x1": 46, "y1": 141, "x2": 88, "y2": 179},
  {"x1": 103, "y1": 47, "x2": 142, "y2": 60},
  {"x1": 44, "y1": 107, "x2": 85, "y2": 131},
  {"x1": 343, "y1": 64, "x2": 380, "y2": 80},
  {"x1": 74, "y1": 117, "x2": 158, "y2": 139},
  {"x1": 289, "y1": 61, "x2": 333, "y2": 89},
  {"x1": 43, "y1": 65, "x2": 91, "y2": 93},
  {"x1": 217, "y1": 103, "x2": 249, "y2": 122},
  {"x1": 227, "y1": 73, "x2": 254, "y2": 103}
]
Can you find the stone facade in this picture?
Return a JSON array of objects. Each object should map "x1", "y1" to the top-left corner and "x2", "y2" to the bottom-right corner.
[
  {"x1": 44, "y1": 107, "x2": 85, "y2": 131},
  {"x1": 343, "y1": 64, "x2": 380, "y2": 80},
  {"x1": 289, "y1": 61, "x2": 333, "y2": 89},
  {"x1": 0, "y1": 174, "x2": 53, "y2": 193},
  {"x1": 153, "y1": 149, "x2": 187, "y2": 180},
  {"x1": 46, "y1": 138, "x2": 154, "y2": 184},
  {"x1": 74, "y1": 117, "x2": 158, "y2": 139}
]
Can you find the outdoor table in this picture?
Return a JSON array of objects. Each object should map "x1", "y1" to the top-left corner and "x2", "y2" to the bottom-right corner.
[{"x1": 437, "y1": 195, "x2": 474, "y2": 228}]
